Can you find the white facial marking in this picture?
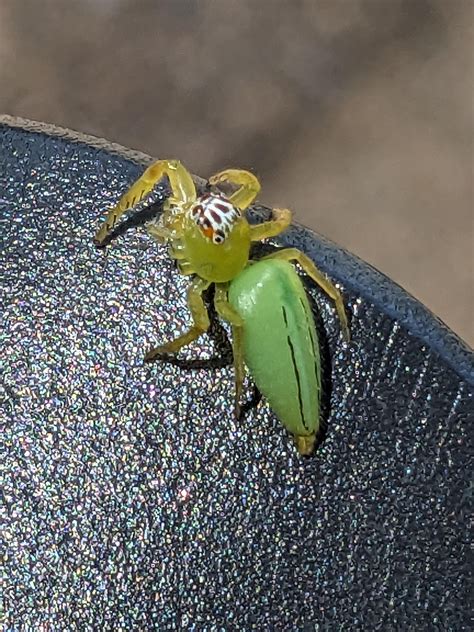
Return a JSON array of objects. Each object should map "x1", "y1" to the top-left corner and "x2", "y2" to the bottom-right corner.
[{"x1": 190, "y1": 193, "x2": 241, "y2": 244}]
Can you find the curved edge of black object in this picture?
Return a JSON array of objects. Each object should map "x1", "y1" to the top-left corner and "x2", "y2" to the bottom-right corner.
[
  {"x1": 2, "y1": 115, "x2": 473, "y2": 630},
  {"x1": 1, "y1": 114, "x2": 472, "y2": 385},
  {"x1": 280, "y1": 219, "x2": 474, "y2": 385}
]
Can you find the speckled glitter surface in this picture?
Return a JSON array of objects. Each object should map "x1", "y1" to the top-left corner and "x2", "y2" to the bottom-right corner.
[{"x1": 1, "y1": 118, "x2": 473, "y2": 630}]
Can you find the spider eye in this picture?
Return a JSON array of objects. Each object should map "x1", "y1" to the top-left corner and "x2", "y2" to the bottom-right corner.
[{"x1": 213, "y1": 232, "x2": 225, "y2": 244}]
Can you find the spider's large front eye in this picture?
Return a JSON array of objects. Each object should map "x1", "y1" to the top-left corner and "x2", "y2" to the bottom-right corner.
[{"x1": 212, "y1": 231, "x2": 225, "y2": 245}]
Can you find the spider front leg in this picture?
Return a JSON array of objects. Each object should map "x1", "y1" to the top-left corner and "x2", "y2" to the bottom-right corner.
[
  {"x1": 208, "y1": 169, "x2": 260, "y2": 210},
  {"x1": 94, "y1": 159, "x2": 196, "y2": 246},
  {"x1": 263, "y1": 248, "x2": 350, "y2": 340},
  {"x1": 214, "y1": 284, "x2": 245, "y2": 418},
  {"x1": 249, "y1": 208, "x2": 292, "y2": 242},
  {"x1": 144, "y1": 277, "x2": 211, "y2": 362}
]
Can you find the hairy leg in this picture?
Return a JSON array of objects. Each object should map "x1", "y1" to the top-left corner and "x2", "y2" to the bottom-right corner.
[
  {"x1": 263, "y1": 248, "x2": 350, "y2": 340},
  {"x1": 208, "y1": 169, "x2": 260, "y2": 211},
  {"x1": 95, "y1": 159, "x2": 196, "y2": 245},
  {"x1": 249, "y1": 208, "x2": 292, "y2": 242}
]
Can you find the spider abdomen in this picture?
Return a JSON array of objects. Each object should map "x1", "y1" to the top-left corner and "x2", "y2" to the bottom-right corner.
[{"x1": 228, "y1": 259, "x2": 321, "y2": 454}]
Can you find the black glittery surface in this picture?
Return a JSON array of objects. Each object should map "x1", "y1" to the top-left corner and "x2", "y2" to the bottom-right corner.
[{"x1": 1, "y1": 116, "x2": 473, "y2": 631}]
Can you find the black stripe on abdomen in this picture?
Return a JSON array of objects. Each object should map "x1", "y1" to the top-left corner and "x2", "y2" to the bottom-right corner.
[{"x1": 281, "y1": 305, "x2": 308, "y2": 432}]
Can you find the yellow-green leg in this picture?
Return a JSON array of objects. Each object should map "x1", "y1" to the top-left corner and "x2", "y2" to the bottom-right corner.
[
  {"x1": 263, "y1": 248, "x2": 350, "y2": 340},
  {"x1": 94, "y1": 159, "x2": 197, "y2": 245},
  {"x1": 249, "y1": 208, "x2": 292, "y2": 242},
  {"x1": 214, "y1": 284, "x2": 245, "y2": 417},
  {"x1": 208, "y1": 169, "x2": 261, "y2": 211},
  {"x1": 146, "y1": 223, "x2": 173, "y2": 244},
  {"x1": 144, "y1": 277, "x2": 211, "y2": 362},
  {"x1": 146, "y1": 215, "x2": 189, "y2": 247}
]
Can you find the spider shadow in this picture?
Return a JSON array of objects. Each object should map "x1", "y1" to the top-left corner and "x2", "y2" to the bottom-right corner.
[
  {"x1": 307, "y1": 290, "x2": 333, "y2": 451},
  {"x1": 155, "y1": 284, "x2": 263, "y2": 420}
]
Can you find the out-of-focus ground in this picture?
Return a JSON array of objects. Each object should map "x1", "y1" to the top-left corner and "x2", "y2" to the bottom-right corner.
[{"x1": 0, "y1": 0, "x2": 472, "y2": 345}]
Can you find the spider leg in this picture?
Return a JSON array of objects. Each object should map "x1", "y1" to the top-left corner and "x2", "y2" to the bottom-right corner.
[
  {"x1": 248, "y1": 208, "x2": 292, "y2": 242},
  {"x1": 208, "y1": 169, "x2": 260, "y2": 211},
  {"x1": 144, "y1": 277, "x2": 211, "y2": 362},
  {"x1": 94, "y1": 159, "x2": 196, "y2": 245},
  {"x1": 262, "y1": 248, "x2": 350, "y2": 340},
  {"x1": 214, "y1": 284, "x2": 245, "y2": 418},
  {"x1": 146, "y1": 223, "x2": 173, "y2": 244}
]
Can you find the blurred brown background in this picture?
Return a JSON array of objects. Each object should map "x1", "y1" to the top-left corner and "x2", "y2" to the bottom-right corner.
[{"x1": 0, "y1": 0, "x2": 472, "y2": 345}]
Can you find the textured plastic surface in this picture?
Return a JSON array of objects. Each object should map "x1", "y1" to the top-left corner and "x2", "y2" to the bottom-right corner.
[{"x1": 2, "y1": 117, "x2": 473, "y2": 630}]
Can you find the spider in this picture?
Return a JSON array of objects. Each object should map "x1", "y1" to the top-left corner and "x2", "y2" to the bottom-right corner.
[{"x1": 94, "y1": 160, "x2": 349, "y2": 454}]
